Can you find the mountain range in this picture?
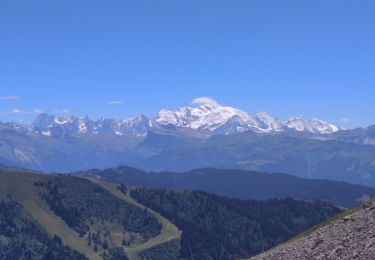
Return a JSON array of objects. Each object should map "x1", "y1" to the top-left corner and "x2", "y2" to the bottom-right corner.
[
  {"x1": 4, "y1": 99, "x2": 341, "y2": 138},
  {"x1": 1, "y1": 100, "x2": 375, "y2": 186}
]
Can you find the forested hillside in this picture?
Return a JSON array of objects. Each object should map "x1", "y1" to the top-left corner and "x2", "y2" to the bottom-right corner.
[
  {"x1": 130, "y1": 187, "x2": 342, "y2": 259},
  {"x1": 0, "y1": 170, "x2": 165, "y2": 259},
  {"x1": 0, "y1": 169, "x2": 344, "y2": 259},
  {"x1": 0, "y1": 198, "x2": 86, "y2": 260},
  {"x1": 36, "y1": 177, "x2": 161, "y2": 241}
]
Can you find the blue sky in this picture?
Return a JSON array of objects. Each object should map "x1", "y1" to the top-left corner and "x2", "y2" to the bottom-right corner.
[{"x1": 0, "y1": 1, "x2": 374, "y2": 128}]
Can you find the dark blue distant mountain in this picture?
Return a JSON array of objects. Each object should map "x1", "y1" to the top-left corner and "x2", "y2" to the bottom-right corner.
[{"x1": 79, "y1": 166, "x2": 375, "y2": 208}]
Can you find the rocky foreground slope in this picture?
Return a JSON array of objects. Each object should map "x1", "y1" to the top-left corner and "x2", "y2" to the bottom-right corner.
[{"x1": 251, "y1": 200, "x2": 375, "y2": 260}]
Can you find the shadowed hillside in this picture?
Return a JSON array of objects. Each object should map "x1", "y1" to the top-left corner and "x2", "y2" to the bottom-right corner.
[
  {"x1": 130, "y1": 187, "x2": 341, "y2": 259},
  {"x1": 80, "y1": 166, "x2": 375, "y2": 208}
]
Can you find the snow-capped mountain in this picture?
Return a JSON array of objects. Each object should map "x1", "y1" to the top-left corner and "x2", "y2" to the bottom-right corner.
[
  {"x1": 31, "y1": 114, "x2": 150, "y2": 137},
  {"x1": 153, "y1": 103, "x2": 285, "y2": 134},
  {"x1": 153, "y1": 99, "x2": 339, "y2": 135},
  {"x1": 285, "y1": 117, "x2": 340, "y2": 134},
  {"x1": 9, "y1": 98, "x2": 340, "y2": 137}
]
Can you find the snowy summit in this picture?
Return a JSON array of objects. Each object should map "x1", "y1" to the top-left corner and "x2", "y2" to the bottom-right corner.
[{"x1": 15, "y1": 97, "x2": 340, "y2": 138}]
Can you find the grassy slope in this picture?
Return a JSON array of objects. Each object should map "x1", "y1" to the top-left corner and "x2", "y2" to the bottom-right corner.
[
  {"x1": 89, "y1": 178, "x2": 182, "y2": 260},
  {"x1": 0, "y1": 171, "x2": 100, "y2": 259},
  {"x1": 0, "y1": 171, "x2": 182, "y2": 260}
]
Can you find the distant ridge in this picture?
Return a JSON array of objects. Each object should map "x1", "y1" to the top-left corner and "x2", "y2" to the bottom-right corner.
[{"x1": 78, "y1": 166, "x2": 375, "y2": 208}]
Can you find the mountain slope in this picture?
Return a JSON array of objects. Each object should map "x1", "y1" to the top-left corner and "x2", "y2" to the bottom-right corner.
[
  {"x1": 81, "y1": 166, "x2": 375, "y2": 208},
  {"x1": 0, "y1": 124, "x2": 140, "y2": 172},
  {"x1": 2, "y1": 124, "x2": 375, "y2": 187},
  {"x1": 332, "y1": 125, "x2": 375, "y2": 145},
  {"x1": 251, "y1": 199, "x2": 375, "y2": 260},
  {"x1": 0, "y1": 170, "x2": 165, "y2": 259},
  {"x1": 0, "y1": 169, "x2": 342, "y2": 259},
  {"x1": 0, "y1": 170, "x2": 99, "y2": 258},
  {"x1": 130, "y1": 188, "x2": 341, "y2": 259},
  {"x1": 88, "y1": 178, "x2": 182, "y2": 260},
  {"x1": 0, "y1": 198, "x2": 87, "y2": 260},
  {"x1": 135, "y1": 132, "x2": 375, "y2": 186}
]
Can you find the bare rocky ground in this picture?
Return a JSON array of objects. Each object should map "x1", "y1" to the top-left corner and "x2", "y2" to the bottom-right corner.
[{"x1": 250, "y1": 201, "x2": 375, "y2": 260}]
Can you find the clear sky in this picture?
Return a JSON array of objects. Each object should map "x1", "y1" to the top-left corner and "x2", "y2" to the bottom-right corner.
[{"x1": 0, "y1": 0, "x2": 374, "y2": 128}]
